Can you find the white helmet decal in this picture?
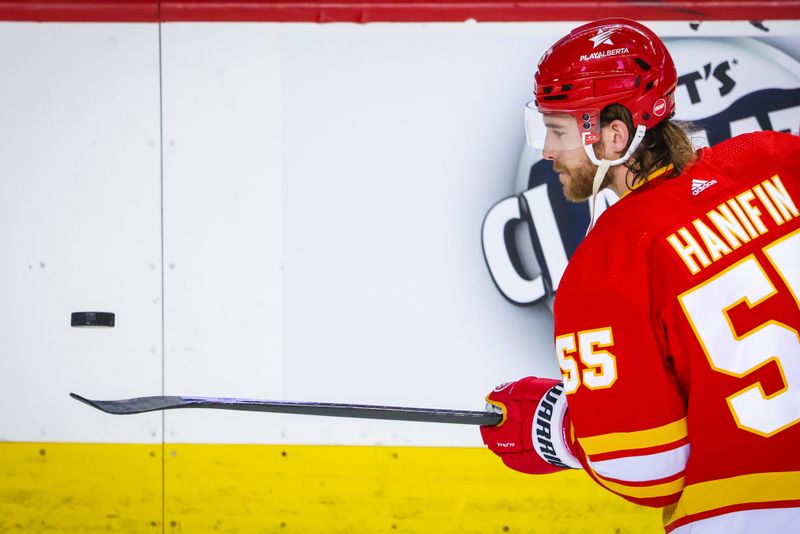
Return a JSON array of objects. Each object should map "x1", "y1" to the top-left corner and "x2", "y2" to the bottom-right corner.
[{"x1": 589, "y1": 28, "x2": 617, "y2": 49}]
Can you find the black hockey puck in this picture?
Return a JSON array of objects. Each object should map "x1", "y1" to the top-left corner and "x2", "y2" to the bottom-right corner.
[{"x1": 71, "y1": 312, "x2": 115, "y2": 327}]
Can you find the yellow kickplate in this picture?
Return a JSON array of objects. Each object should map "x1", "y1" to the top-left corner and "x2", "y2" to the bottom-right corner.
[
  {"x1": 1, "y1": 442, "x2": 660, "y2": 533},
  {"x1": 0, "y1": 442, "x2": 162, "y2": 533},
  {"x1": 163, "y1": 444, "x2": 660, "y2": 533}
]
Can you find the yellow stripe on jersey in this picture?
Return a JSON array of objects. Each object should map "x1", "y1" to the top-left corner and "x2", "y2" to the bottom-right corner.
[
  {"x1": 596, "y1": 474, "x2": 685, "y2": 500},
  {"x1": 619, "y1": 163, "x2": 675, "y2": 199},
  {"x1": 663, "y1": 471, "x2": 800, "y2": 528},
  {"x1": 579, "y1": 418, "x2": 687, "y2": 456},
  {"x1": 646, "y1": 163, "x2": 675, "y2": 181}
]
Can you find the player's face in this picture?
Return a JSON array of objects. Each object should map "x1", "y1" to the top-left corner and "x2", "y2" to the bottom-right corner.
[
  {"x1": 527, "y1": 110, "x2": 608, "y2": 202},
  {"x1": 532, "y1": 113, "x2": 597, "y2": 202}
]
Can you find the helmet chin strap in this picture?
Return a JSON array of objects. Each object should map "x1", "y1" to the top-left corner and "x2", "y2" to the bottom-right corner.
[{"x1": 582, "y1": 124, "x2": 647, "y2": 235}]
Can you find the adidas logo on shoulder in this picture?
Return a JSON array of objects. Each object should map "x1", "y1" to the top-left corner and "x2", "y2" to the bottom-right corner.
[{"x1": 691, "y1": 178, "x2": 718, "y2": 196}]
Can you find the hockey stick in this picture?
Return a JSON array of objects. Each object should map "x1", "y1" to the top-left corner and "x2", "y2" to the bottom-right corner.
[{"x1": 70, "y1": 393, "x2": 503, "y2": 426}]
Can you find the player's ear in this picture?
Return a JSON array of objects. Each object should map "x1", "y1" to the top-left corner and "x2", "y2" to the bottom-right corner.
[{"x1": 603, "y1": 119, "x2": 630, "y2": 158}]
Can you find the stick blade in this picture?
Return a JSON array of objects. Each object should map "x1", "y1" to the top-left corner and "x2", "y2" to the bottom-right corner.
[{"x1": 70, "y1": 393, "x2": 186, "y2": 415}]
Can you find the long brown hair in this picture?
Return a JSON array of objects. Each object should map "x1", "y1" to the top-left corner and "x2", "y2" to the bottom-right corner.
[{"x1": 600, "y1": 104, "x2": 696, "y2": 188}]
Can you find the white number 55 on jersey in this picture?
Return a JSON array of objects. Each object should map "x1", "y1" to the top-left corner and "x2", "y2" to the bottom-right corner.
[
  {"x1": 680, "y1": 229, "x2": 800, "y2": 437},
  {"x1": 555, "y1": 328, "x2": 618, "y2": 394}
]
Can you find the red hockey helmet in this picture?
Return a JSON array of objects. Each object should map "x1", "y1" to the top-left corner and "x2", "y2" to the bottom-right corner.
[{"x1": 526, "y1": 18, "x2": 677, "y2": 157}]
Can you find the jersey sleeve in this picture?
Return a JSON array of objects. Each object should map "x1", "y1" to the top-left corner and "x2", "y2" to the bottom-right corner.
[{"x1": 554, "y1": 231, "x2": 688, "y2": 508}]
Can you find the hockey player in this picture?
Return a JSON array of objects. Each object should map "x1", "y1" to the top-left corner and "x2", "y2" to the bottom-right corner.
[{"x1": 480, "y1": 18, "x2": 800, "y2": 532}]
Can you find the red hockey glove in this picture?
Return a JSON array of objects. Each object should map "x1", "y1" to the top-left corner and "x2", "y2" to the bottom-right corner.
[{"x1": 480, "y1": 377, "x2": 580, "y2": 474}]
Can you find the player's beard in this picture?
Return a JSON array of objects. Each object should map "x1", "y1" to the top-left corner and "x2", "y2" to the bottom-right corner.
[
  {"x1": 554, "y1": 154, "x2": 613, "y2": 202},
  {"x1": 554, "y1": 159, "x2": 598, "y2": 202}
]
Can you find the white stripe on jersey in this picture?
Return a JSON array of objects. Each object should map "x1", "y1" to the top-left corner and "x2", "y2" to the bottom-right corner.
[
  {"x1": 670, "y1": 507, "x2": 800, "y2": 533},
  {"x1": 588, "y1": 443, "x2": 689, "y2": 483}
]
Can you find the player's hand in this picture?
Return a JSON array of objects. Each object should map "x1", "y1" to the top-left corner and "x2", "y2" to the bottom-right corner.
[{"x1": 480, "y1": 377, "x2": 578, "y2": 474}]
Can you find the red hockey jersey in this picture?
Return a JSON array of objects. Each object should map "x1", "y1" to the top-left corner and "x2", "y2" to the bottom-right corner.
[{"x1": 552, "y1": 131, "x2": 800, "y2": 531}]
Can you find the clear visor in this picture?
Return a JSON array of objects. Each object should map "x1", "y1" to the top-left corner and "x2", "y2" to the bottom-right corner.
[{"x1": 524, "y1": 101, "x2": 597, "y2": 153}]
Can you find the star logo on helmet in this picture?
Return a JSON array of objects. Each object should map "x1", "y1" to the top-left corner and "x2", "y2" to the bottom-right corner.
[{"x1": 589, "y1": 29, "x2": 616, "y2": 49}]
